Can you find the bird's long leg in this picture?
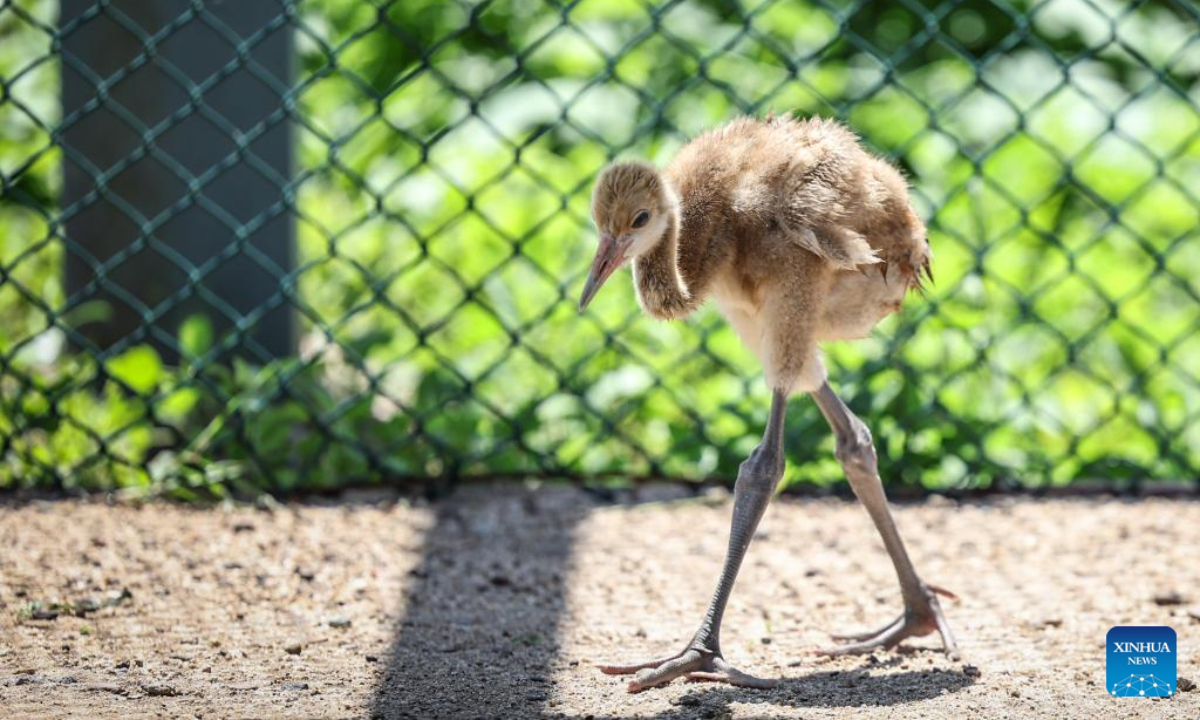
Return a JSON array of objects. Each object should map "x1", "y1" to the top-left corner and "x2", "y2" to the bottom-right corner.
[
  {"x1": 598, "y1": 390, "x2": 789, "y2": 692},
  {"x1": 810, "y1": 381, "x2": 959, "y2": 659}
]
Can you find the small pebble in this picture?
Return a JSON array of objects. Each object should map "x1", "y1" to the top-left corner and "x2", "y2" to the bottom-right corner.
[
  {"x1": 284, "y1": 643, "x2": 302, "y2": 655},
  {"x1": 1153, "y1": 592, "x2": 1185, "y2": 606},
  {"x1": 87, "y1": 683, "x2": 126, "y2": 695},
  {"x1": 328, "y1": 617, "x2": 352, "y2": 629}
]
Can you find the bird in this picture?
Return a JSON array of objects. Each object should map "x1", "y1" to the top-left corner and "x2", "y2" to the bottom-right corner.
[{"x1": 578, "y1": 114, "x2": 957, "y2": 693}]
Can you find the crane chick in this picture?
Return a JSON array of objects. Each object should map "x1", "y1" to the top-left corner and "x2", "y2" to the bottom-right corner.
[{"x1": 580, "y1": 115, "x2": 955, "y2": 693}]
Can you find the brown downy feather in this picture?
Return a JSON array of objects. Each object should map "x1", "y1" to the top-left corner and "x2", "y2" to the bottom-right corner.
[{"x1": 589, "y1": 113, "x2": 933, "y2": 390}]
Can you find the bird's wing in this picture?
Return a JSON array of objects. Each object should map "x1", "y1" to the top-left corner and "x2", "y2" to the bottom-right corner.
[{"x1": 787, "y1": 225, "x2": 880, "y2": 270}]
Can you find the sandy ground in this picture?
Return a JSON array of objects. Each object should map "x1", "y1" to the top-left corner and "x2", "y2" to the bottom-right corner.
[{"x1": 1, "y1": 485, "x2": 1198, "y2": 719}]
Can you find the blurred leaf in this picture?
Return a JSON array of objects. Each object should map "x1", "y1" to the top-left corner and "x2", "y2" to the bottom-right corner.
[
  {"x1": 104, "y1": 346, "x2": 163, "y2": 395},
  {"x1": 179, "y1": 314, "x2": 214, "y2": 359}
]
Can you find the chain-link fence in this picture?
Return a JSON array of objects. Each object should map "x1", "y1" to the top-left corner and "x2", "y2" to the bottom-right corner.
[{"x1": 1, "y1": 0, "x2": 1197, "y2": 497}]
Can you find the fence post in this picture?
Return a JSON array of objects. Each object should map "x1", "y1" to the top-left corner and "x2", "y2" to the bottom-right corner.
[{"x1": 59, "y1": 0, "x2": 294, "y2": 361}]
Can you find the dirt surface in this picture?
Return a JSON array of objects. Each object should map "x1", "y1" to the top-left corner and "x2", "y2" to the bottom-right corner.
[{"x1": 1, "y1": 486, "x2": 1198, "y2": 719}]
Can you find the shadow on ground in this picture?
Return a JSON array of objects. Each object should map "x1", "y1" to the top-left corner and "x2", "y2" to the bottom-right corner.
[
  {"x1": 368, "y1": 486, "x2": 976, "y2": 718},
  {"x1": 369, "y1": 487, "x2": 585, "y2": 718},
  {"x1": 640, "y1": 666, "x2": 976, "y2": 719}
]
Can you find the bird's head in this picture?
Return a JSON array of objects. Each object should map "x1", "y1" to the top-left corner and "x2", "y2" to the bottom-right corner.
[{"x1": 579, "y1": 161, "x2": 676, "y2": 311}]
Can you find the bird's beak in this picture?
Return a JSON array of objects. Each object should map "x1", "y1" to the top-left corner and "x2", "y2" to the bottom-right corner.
[{"x1": 579, "y1": 234, "x2": 624, "y2": 311}]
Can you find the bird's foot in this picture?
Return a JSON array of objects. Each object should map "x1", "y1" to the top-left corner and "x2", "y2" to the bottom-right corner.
[
  {"x1": 598, "y1": 645, "x2": 776, "y2": 693},
  {"x1": 815, "y1": 583, "x2": 958, "y2": 660}
]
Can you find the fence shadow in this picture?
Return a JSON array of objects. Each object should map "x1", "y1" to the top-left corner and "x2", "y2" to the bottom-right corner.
[{"x1": 369, "y1": 485, "x2": 588, "y2": 718}]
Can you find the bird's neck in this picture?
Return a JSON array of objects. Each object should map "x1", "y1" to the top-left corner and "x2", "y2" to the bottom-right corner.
[{"x1": 632, "y1": 189, "x2": 694, "y2": 320}]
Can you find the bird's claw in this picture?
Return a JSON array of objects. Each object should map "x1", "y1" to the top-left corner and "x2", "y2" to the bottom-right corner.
[
  {"x1": 815, "y1": 584, "x2": 959, "y2": 660},
  {"x1": 599, "y1": 647, "x2": 776, "y2": 693},
  {"x1": 685, "y1": 656, "x2": 777, "y2": 688}
]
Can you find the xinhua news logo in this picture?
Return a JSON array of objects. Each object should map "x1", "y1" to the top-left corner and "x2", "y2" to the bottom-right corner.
[{"x1": 1107, "y1": 626, "x2": 1176, "y2": 697}]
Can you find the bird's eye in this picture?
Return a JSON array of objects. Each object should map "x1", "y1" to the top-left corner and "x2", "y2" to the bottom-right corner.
[{"x1": 632, "y1": 211, "x2": 651, "y2": 229}]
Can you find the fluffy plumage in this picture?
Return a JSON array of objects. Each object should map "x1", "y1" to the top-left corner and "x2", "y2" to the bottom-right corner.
[{"x1": 589, "y1": 114, "x2": 931, "y2": 393}]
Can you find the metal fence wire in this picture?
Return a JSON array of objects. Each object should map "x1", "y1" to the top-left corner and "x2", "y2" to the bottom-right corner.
[{"x1": 1, "y1": 0, "x2": 1198, "y2": 497}]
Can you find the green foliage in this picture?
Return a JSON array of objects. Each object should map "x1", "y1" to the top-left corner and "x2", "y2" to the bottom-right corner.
[{"x1": 0, "y1": 0, "x2": 1197, "y2": 496}]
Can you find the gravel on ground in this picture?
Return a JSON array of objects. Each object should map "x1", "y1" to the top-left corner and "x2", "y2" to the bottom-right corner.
[{"x1": 1, "y1": 485, "x2": 1197, "y2": 719}]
